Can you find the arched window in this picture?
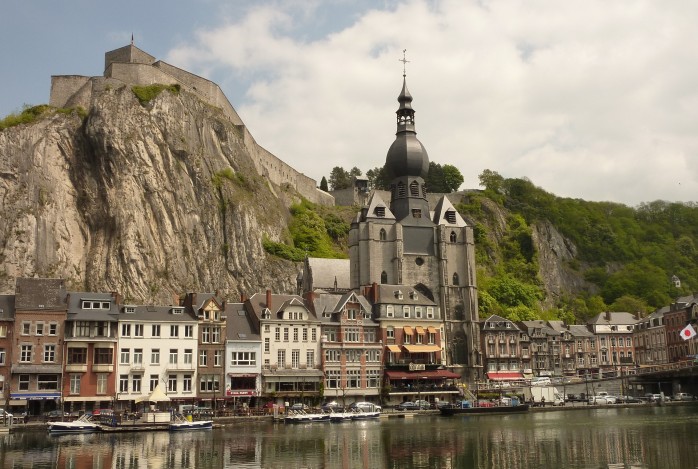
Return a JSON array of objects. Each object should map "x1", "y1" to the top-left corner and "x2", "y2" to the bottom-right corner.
[
  {"x1": 450, "y1": 231, "x2": 457, "y2": 242},
  {"x1": 381, "y1": 271, "x2": 388, "y2": 284},
  {"x1": 409, "y1": 181, "x2": 419, "y2": 196},
  {"x1": 379, "y1": 228, "x2": 387, "y2": 241},
  {"x1": 452, "y1": 273, "x2": 460, "y2": 285},
  {"x1": 397, "y1": 182, "x2": 406, "y2": 197}
]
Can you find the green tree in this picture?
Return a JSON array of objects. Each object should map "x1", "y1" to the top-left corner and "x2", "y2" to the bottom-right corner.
[
  {"x1": 609, "y1": 295, "x2": 648, "y2": 315},
  {"x1": 328, "y1": 167, "x2": 351, "y2": 190},
  {"x1": 478, "y1": 169, "x2": 504, "y2": 193},
  {"x1": 349, "y1": 167, "x2": 362, "y2": 178},
  {"x1": 442, "y1": 164, "x2": 464, "y2": 192},
  {"x1": 425, "y1": 162, "x2": 447, "y2": 192},
  {"x1": 366, "y1": 166, "x2": 390, "y2": 190},
  {"x1": 320, "y1": 176, "x2": 329, "y2": 192}
]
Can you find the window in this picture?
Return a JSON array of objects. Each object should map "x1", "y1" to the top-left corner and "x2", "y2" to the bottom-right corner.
[
  {"x1": 170, "y1": 325, "x2": 179, "y2": 338},
  {"x1": 312, "y1": 329, "x2": 317, "y2": 342},
  {"x1": 120, "y1": 348, "x2": 130, "y2": 364},
  {"x1": 278, "y1": 350, "x2": 286, "y2": 368},
  {"x1": 214, "y1": 350, "x2": 223, "y2": 367},
  {"x1": 367, "y1": 369, "x2": 380, "y2": 388},
  {"x1": 0, "y1": 325, "x2": 6, "y2": 337},
  {"x1": 411, "y1": 209, "x2": 422, "y2": 218},
  {"x1": 302, "y1": 328, "x2": 308, "y2": 341},
  {"x1": 94, "y1": 348, "x2": 113, "y2": 365},
  {"x1": 199, "y1": 375, "x2": 219, "y2": 393},
  {"x1": 283, "y1": 328, "x2": 289, "y2": 342},
  {"x1": 325, "y1": 328, "x2": 337, "y2": 342},
  {"x1": 132, "y1": 375, "x2": 142, "y2": 393},
  {"x1": 119, "y1": 375, "x2": 129, "y2": 393},
  {"x1": 121, "y1": 324, "x2": 131, "y2": 337},
  {"x1": 152, "y1": 324, "x2": 161, "y2": 337},
  {"x1": 183, "y1": 375, "x2": 192, "y2": 392},
  {"x1": 70, "y1": 374, "x2": 81, "y2": 395},
  {"x1": 381, "y1": 271, "x2": 388, "y2": 284},
  {"x1": 292, "y1": 350, "x2": 300, "y2": 368},
  {"x1": 133, "y1": 349, "x2": 143, "y2": 365},
  {"x1": 364, "y1": 329, "x2": 376, "y2": 343},
  {"x1": 415, "y1": 307, "x2": 423, "y2": 319},
  {"x1": 231, "y1": 352, "x2": 257, "y2": 366},
  {"x1": 168, "y1": 375, "x2": 177, "y2": 393},
  {"x1": 0, "y1": 349, "x2": 5, "y2": 365},
  {"x1": 36, "y1": 323, "x2": 44, "y2": 336},
  {"x1": 199, "y1": 350, "x2": 207, "y2": 366},
  {"x1": 21, "y1": 322, "x2": 30, "y2": 335},
  {"x1": 184, "y1": 349, "x2": 193, "y2": 365},
  {"x1": 387, "y1": 327, "x2": 394, "y2": 339},
  {"x1": 452, "y1": 273, "x2": 460, "y2": 285},
  {"x1": 150, "y1": 375, "x2": 159, "y2": 392},
  {"x1": 293, "y1": 328, "x2": 299, "y2": 342},
  {"x1": 185, "y1": 325, "x2": 194, "y2": 338},
  {"x1": 307, "y1": 350, "x2": 314, "y2": 367},
  {"x1": 325, "y1": 350, "x2": 341, "y2": 362},
  {"x1": 403, "y1": 306, "x2": 410, "y2": 318},
  {"x1": 345, "y1": 328, "x2": 360, "y2": 342},
  {"x1": 275, "y1": 327, "x2": 280, "y2": 341},
  {"x1": 19, "y1": 375, "x2": 29, "y2": 391},
  {"x1": 134, "y1": 324, "x2": 144, "y2": 337},
  {"x1": 97, "y1": 374, "x2": 107, "y2": 394},
  {"x1": 75, "y1": 321, "x2": 90, "y2": 337},
  {"x1": 410, "y1": 181, "x2": 419, "y2": 196},
  {"x1": 264, "y1": 338, "x2": 270, "y2": 352},
  {"x1": 450, "y1": 231, "x2": 457, "y2": 242},
  {"x1": 68, "y1": 348, "x2": 87, "y2": 364},
  {"x1": 151, "y1": 349, "x2": 160, "y2": 365},
  {"x1": 347, "y1": 369, "x2": 360, "y2": 388},
  {"x1": 386, "y1": 305, "x2": 394, "y2": 317},
  {"x1": 375, "y1": 206, "x2": 385, "y2": 217},
  {"x1": 20, "y1": 345, "x2": 32, "y2": 362},
  {"x1": 169, "y1": 349, "x2": 178, "y2": 364},
  {"x1": 202, "y1": 327, "x2": 211, "y2": 343},
  {"x1": 326, "y1": 370, "x2": 340, "y2": 388},
  {"x1": 379, "y1": 228, "x2": 387, "y2": 241},
  {"x1": 48, "y1": 323, "x2": 58, "y2": 335}
]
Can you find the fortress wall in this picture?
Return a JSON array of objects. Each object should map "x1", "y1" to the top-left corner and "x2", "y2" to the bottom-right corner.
[
  {"x1": 49, "y1": 76, "x2": 92, "y2": 109},
  {"x1": 104, "y1": 46, "x2": 155, "y2": 70},
  {"x1": 153, "y1": 61, "x2": 243, "y2": 125},
  {"x1": 107, "y1": 62, "x2": 178, "y2": 88}
]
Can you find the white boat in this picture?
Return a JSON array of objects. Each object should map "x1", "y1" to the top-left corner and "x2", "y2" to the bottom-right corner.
[
  {"x1": 47, "y1": 414, "x2": 102, "y2": 434},
  {"x1": 329, "y1": 410, "x2": 354, "y2": 422},
  {"x1": 169, "y1": 414, "x2": 213, "y2": 431},
  {"x1": 350, "y1": 409, "x2": 380, "y2": 420},
  {"x1": 284, "y1": 410, "x2": 330, "y2": 423}
]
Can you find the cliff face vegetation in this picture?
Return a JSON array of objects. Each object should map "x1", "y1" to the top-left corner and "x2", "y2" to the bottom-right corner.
[{"x1": 0, "y1": 86, "x2": 299, "y2": 303}]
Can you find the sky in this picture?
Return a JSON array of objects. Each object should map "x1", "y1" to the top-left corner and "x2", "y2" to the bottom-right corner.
[{"x1": 3, "y1": 0, "x2": 698, "y2": 207}]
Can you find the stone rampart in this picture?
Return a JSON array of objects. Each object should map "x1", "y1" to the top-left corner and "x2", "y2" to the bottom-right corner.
[{"x1": 48, "y1": 47, "x2": 333, "y2": 206}]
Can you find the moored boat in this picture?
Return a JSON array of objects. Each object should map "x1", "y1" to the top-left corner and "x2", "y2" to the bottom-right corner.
[
  {"x1": 284, "y1": 410, "x2": 331, "y2": 423},
  {"x1": 439, "y1": 401, "x2": 530, "y2": 416},
  {"x1": 47, "y1": 414, "x2": 102, "y2": 434},
  {"x1": 350, "y1": 408, "x2": 380, "y2": 420},
  {"x1": 169, "y1": 414, "x2": 213, "y2": 431}
]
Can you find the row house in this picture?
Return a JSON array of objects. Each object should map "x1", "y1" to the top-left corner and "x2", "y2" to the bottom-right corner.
[
  {"x1": 481, "y1": 315, "x2": 527, "y2": 380},
  {"x1": 116, "y1": 304, "x2": 199, "y2": 409},
  {"x1": 181, "y1": 293, "x2": 227, "y2": 405},
  {"x1": 245, "y1": 291, "x2": 323, "y2": 405},
  {"x1": 63, "y1": 292, "x2": 119, "y2": 413},
  {"x1": 568, "y1": 324, "x2": 597, "y2": 375},
  {"x1": 368, "y1": 284, "x2": 460, "y2": 404},
  {"x1": 518, "y1": 320, "x2": 559, "y2": 376},
  {"x1": 634, "y1": 309, "x2": 668, "y2": 366},
  {"x1": 662, "y1": 295, "x2": 698, "y2": 362},
  {"x1": 588, "y1": 312, "x2": 637, "y2": 376},
  {"x1": 10, "y1": 278, "x2": 67, "y2": 416},
  {"x1": 310, "y1": 290, "x2": 382, "y2": 405},
  {"x1": 0, "y1": 295, "x2": 14, "y2": 409},
  {"x1": 224, "y1": 302, "x2": 262, "y2": 403},
  {"x1": 547, "y1": 320, "x2": 576, "y2": 375}
]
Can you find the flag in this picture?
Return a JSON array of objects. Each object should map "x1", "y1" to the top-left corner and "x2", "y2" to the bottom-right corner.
[{"x1": 680, "y1": 324, "x2": 697, "y2": 341}]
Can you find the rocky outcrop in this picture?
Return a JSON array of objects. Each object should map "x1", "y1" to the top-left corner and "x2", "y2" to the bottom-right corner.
[{"x1": 0, "y1": 86, "x2": 299, "y2": 303}]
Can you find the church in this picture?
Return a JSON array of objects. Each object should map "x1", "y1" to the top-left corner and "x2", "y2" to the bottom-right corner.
[{"x1": 349, "y1": 71, "x2": 481, "y2": 383}]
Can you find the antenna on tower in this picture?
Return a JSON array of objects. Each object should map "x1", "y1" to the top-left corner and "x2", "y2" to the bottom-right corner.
[
  {"x1": 131, "y1": 33, "x2": 134, "y2": 45},
  {"x1": 399, "y1": 49, "x2": 410, "y2": 77}
]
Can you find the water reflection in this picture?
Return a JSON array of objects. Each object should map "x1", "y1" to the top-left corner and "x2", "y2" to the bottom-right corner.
[{"x1": 2, "y1": 406, "x2": 698, "y2": 468}]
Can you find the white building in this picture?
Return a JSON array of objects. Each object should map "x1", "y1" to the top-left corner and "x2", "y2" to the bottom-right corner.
[{"x1": 224, "y1": 302, "x2": 262, "y2": 406}]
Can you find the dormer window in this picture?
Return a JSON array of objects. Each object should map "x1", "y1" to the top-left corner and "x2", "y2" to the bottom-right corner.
[
  {"x1": 411, "y1": 209, "x2": 422, "y2": 218},
  {"x1": 394, "y1": 291, "x2": 403, "y2": 300},
  {"x1": 172, "y1": 307, "x2": 184, "y2": 315},
  {"x1": 375, "y1": 206, "x2": 385, "y2": 218},
  {"x1": 409, "y1": 291, "x2": 418, "y2": 300},
  {"x1": 446, "y1": 210, "x2": 457, "y2": 224},
  {"x1": 124, "y1": 306, "x2": 135, "y2": 314}
]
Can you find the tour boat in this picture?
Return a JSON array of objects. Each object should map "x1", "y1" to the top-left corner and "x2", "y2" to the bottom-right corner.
[
  {"x1": 284, "y1": 410, "x2": 331, "y2": 423},
  {"x1": 350, "y1": 408, "x2": 380, "y2": 420},
  {"x1": 47, "y1": 414, "x2": 102, "y2": 434},
  {"x1": 329, "y1": 410, "x2": 354, "y2": 422},
  {"x1": 439, "y1": 402, "x2": 530, "y2": 416}
]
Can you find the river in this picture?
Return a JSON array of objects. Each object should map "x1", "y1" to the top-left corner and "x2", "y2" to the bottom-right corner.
[{"x1": 4, "y1": 405, "x2": 698, "y2": 468}]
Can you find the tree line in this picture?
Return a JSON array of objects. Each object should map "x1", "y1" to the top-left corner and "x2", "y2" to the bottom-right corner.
[{"x1": 321, "y1": 162, "x2": 464, "y2": 193}]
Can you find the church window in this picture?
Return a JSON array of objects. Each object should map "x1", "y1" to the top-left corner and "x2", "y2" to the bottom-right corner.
[
  {"x1": 452, "y1": 273, "x2": 460, "y2": 285},
  {"x1": 379, "y1": 228, "x2": 387, "y2": 241},
  {"x1": 397, "y1": 182, "x2": 406, "y2": 197},
  {"x1": 375, "y1": 206, "x2": 385, "y2": 218},
  {"x1": 381, "y1": 271, "x2": 388, "y2": 284},
  {"x1": 415, "y1": 257, "x2": 424, "y2": 266},
  {"x1": 409, "y1": 181, "x2": 419, "y2": 196},
  {"x1": 446, "y1": 210, "x2": 457, "y2": 224},
  {"x1": 411, "y1": 209, "x2": 422, "y2": 218},
  {"x1": 450, "y1": 231, "x2": 457, "y2": 242}
]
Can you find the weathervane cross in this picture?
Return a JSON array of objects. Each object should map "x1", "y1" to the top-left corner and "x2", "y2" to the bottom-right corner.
[{"x1": 399, "y1": 49, "x2": 410, "y2": 77}]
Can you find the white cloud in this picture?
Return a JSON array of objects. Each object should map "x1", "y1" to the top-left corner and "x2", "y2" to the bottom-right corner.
[{"x1": 168, "y1": 0, "x2": 698, "y2": 206}]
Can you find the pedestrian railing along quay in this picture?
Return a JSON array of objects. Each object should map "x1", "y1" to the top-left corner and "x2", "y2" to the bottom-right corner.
[{"x1": 633, "y1": 359, "x2": 698, "y2": 376}]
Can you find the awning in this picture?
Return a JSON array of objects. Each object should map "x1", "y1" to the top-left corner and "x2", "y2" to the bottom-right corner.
[
  {"x1": 403, "y1": 326, "x2": 414, "y2": 335},
  {"x1": 386, "y1": 345, "x2": 402, "y2": 353},
  {"x1": 64, "y1": 396, "x2": 111, "y2": 402},
  {"x1": 403, "y1": 345, "x2": 441, "y2": 353},
  {"x1": 385, "y1": 370, "x2": 461, "y2": 380},
  {"x1": 486, "y1": 371, "x2": 524, "y2": 381},
  {"x1": 9, "y1": 400, "x2": 27, "y2": 406},
  {"x1": 415, "y1": 326, "x2": 425, "y2": 335},
  {"x1": 427, "y1": 326, "x2": 437, "y2": 334},
  {"x1": 228, "y1": 373, "x2": 257, "y2": 378},
  {"x1": 10, "y1": 392, "x2": 61, "y2": 400}
]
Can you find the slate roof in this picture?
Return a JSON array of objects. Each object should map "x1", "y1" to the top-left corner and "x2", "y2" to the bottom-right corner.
[
  {"x1": 246, "y1": 293, "x2": 317, "y2": 321},
  {"x1": 122, "y1": 304, "x2": 197, "y2": 322},
  {"x1": 567, "y1": 324, "x2": 594, "y2": 338},
  {"x1": 375, "y1": 284, "x2": 437, "y2": 307},
  {"x1": 66, "y1": 292, "x2": 119, "y2": 322},
  {"x1": 587, "y1": 312, "x2": 639, "y2": 326},
  {"x1": 481, "y1": 314, "x2": 520, "y2": 331},
  {"x1": 432, "y1": 195, "x2": 468, "y2": 227},
  {"x1": 518, "y1": 320, "x2": 559, "y2": 337},
  {"x1": 225, "y1": 302, "x2": 260, "y2": 341},
  {"x1": 15, "y1": 278, "x2": 67, "y2": 311},
  {"x1": 305, "y1": 258, "x2": 350, "y2": 291},
  {"x1": 311, "y1": 291, "x2": 377, "y2": 326},
  {"x1": 0, "y1": 295, "x2": 15, "y2": 320}
]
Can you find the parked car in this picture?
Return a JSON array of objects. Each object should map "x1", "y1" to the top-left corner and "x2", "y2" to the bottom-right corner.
[
  {"x1": 597, "y1": 392, "x2": 617, "y2": 404},
  {"x1": 290, "y1": 403, "x2": 309, "y2": 411},
  {"x1": 673, "y1": 393, "x2": 694, "y2": 401},
  {"x1": 348, "y1": 401, "x2": 382, "y2": 412},
  {"x1": 617, "y1": 395, "x2": 641, "y2": 404},
  {"x1": 397, "y1": 401, "x2": 419, "y2": 411},
  {"x1": 321, "y1": 401, "x2": 342, "y2": 412},
  {"x1": 413, "y1": 400, "x2": 431, "y2": 410},
  {"x1": 589, "y1": 395, "x2": 614, "y2": 405}
]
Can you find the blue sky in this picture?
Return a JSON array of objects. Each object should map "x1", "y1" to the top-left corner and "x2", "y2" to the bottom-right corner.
[{"x1": 3, "y1": 0, "x2": 698, "y2": 206}]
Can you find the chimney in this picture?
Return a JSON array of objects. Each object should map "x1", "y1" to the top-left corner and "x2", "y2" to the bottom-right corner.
[
  {"x1": 372, "y1": 282, "x2": 378, "y2": 303},
  {"x1": 266, "y1": 289, "x2": 272, "y2": 309},
  {"x1": 240, "y1": 293, "x2": 247, "y2": 302},
  {"x1": 172, "y1": 293, "x2": 180, "y2": 306},
  {"x1": 111, "y1": 291, "x2": 122, "y2": 305},
  {"x1": 605, "y1": 311, "x2": 611, "y2": 321}
]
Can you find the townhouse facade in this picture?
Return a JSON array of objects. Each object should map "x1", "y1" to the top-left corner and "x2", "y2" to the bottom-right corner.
[{"x1": 224, "y1": 301, "x2": 262, "y2": 404}]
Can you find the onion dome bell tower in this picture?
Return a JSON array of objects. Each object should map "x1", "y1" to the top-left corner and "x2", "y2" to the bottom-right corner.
[{"x1": 385, "y1": 74, "x2": 432, "y2": 226}]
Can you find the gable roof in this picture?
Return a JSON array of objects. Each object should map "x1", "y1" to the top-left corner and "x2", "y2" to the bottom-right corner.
[
  {"x1": 362, "y1": 192, "x2": 395, "y2": 221},
  {"x1": 305, "y1": 258, "x2": 350, "y2": 291},
  {"x1": 587, "y1": 312, "x2": 639, "y2": 326},
  {"x1": 432, "y1": 195, "x2": 467, "y2": 227},
  {"x1": 15, "y1": 278, "x2": 67, "y2": 311},
  {"x1": 225, "y1": 302, "x2": 260, "y2": 341}
]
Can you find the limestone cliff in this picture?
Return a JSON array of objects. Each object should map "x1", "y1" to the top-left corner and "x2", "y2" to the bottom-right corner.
[{"x1": 0, "y1": 86, "x2": 299, "y2": 302}]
